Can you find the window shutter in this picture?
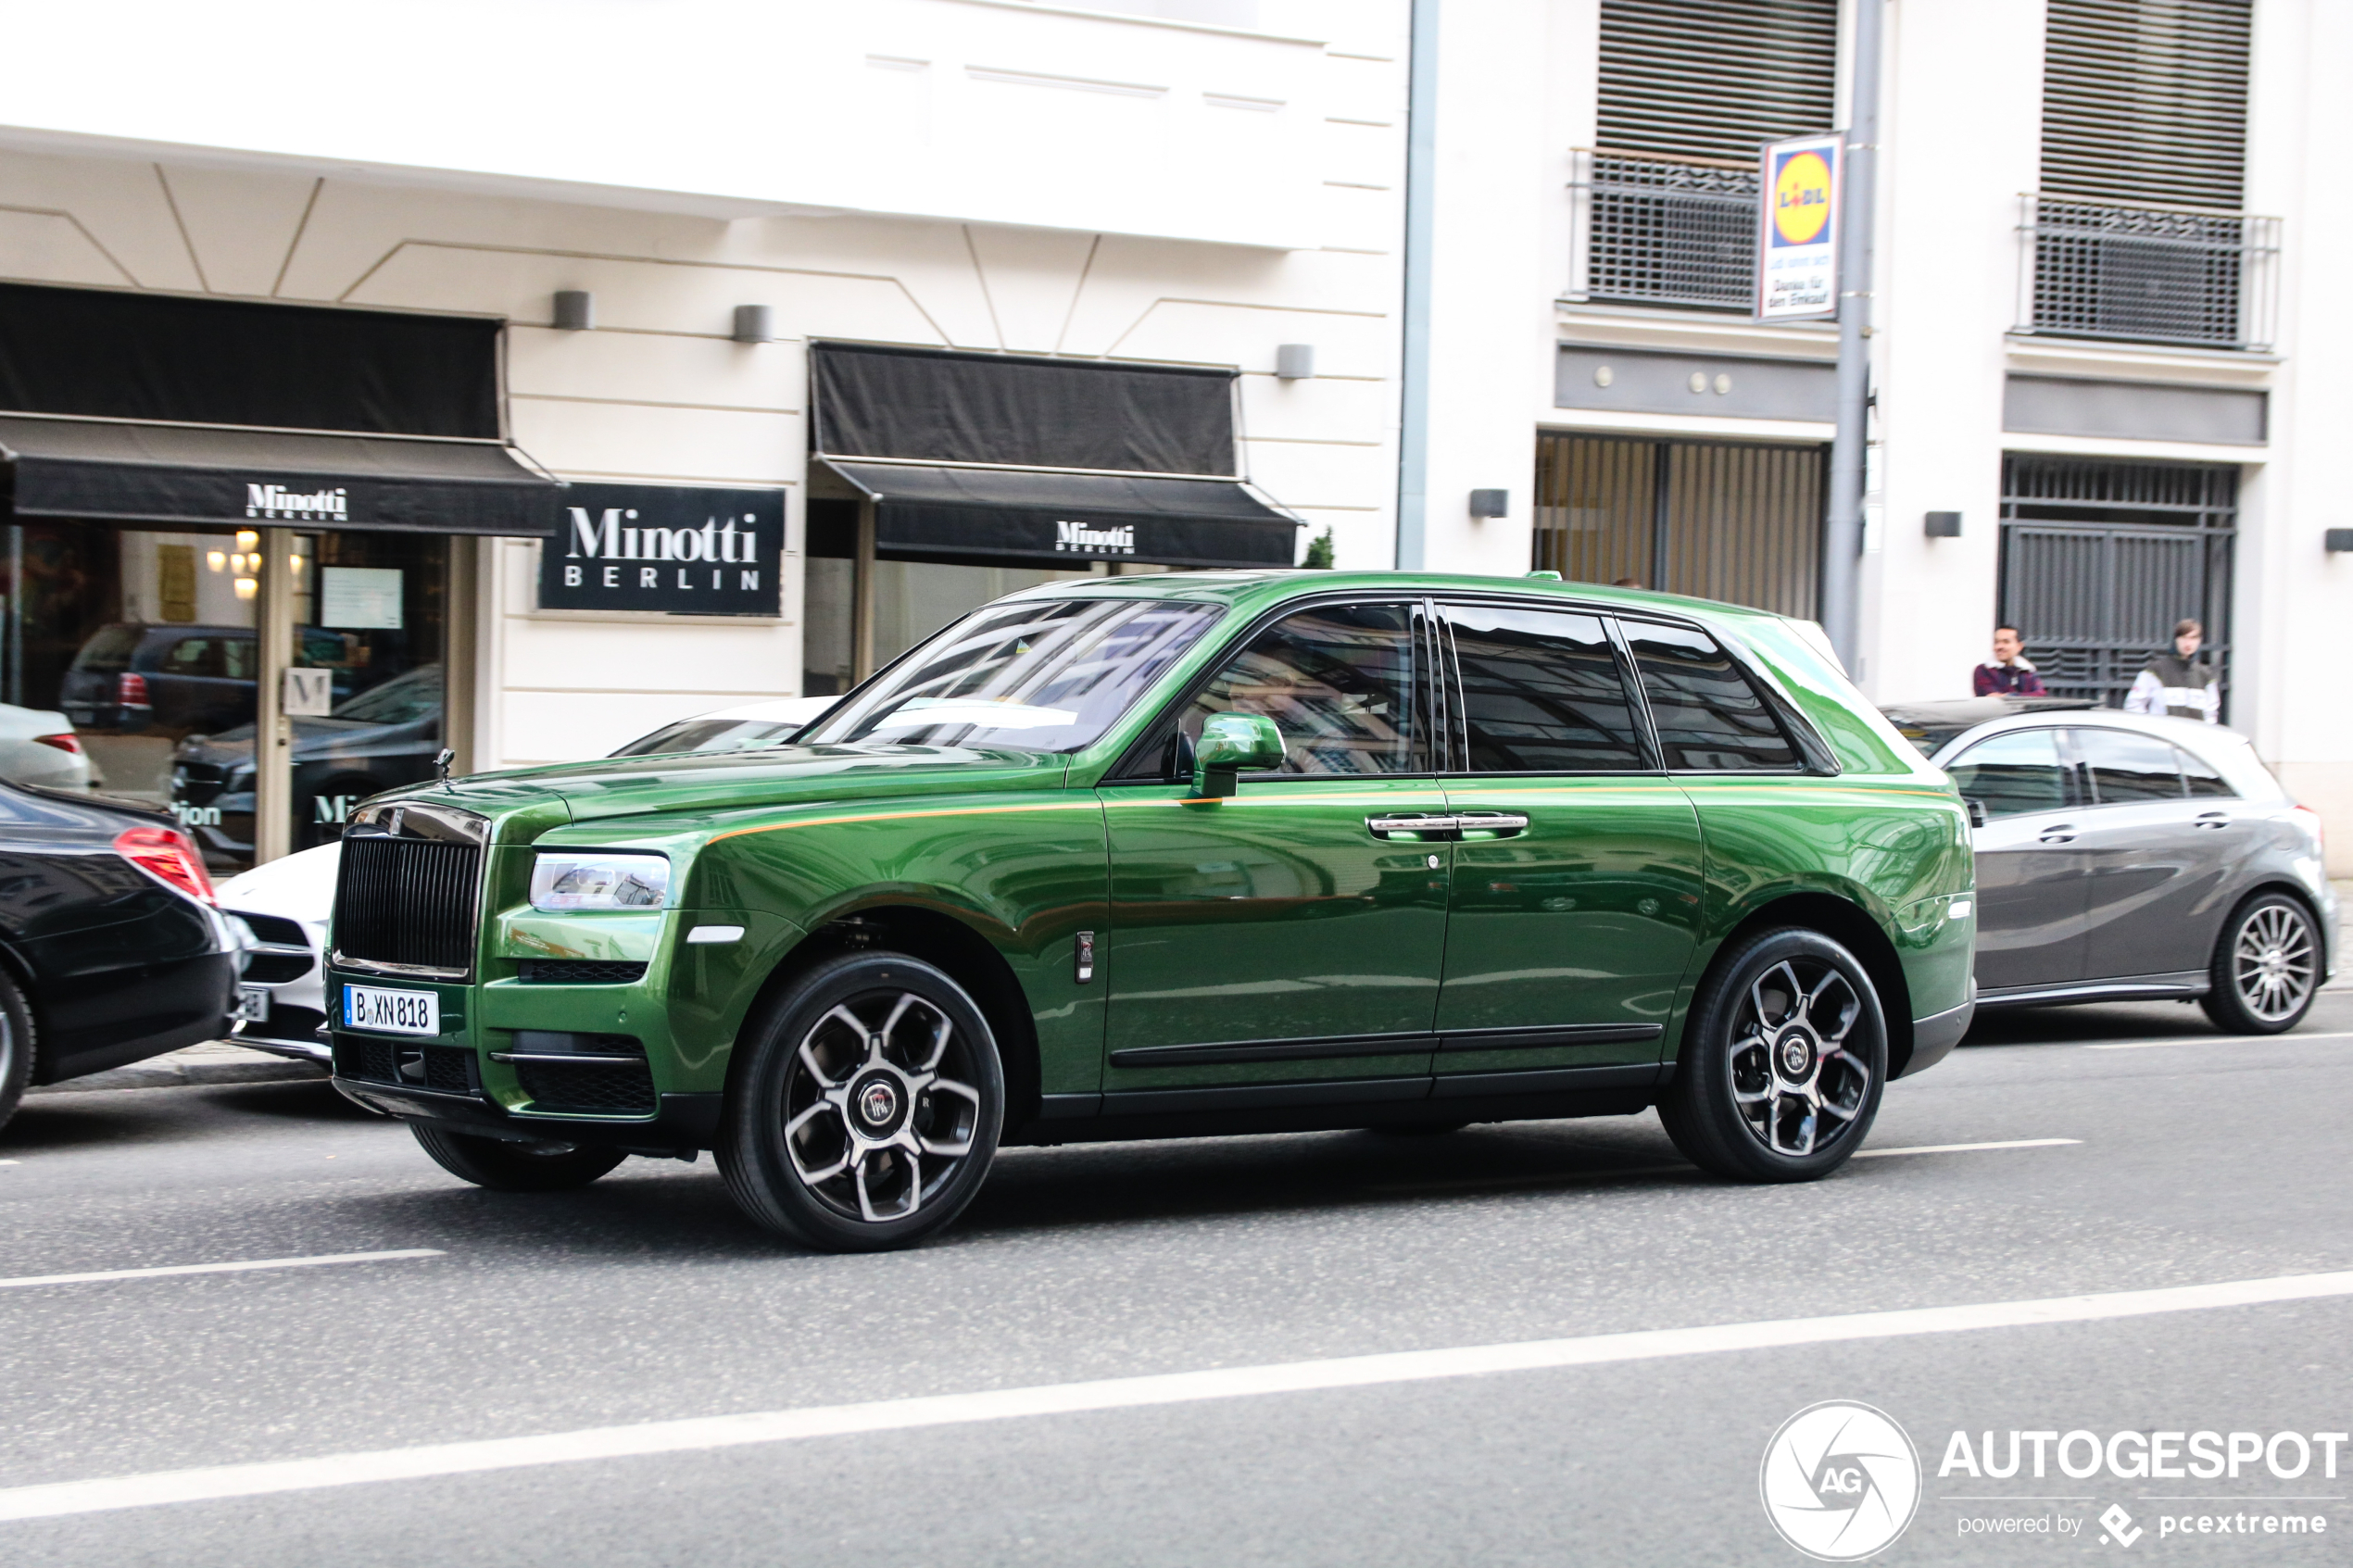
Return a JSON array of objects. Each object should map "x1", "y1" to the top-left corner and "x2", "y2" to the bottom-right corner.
[
  {"x1": 1596, "y1": 0, "x2": 1839, "y2": 162},
  {"x1": 2039, "y1": 0, "x2": 2251, "y2": 209}
]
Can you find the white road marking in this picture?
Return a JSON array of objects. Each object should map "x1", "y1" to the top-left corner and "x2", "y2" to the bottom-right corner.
[
  {"x1": 0, "y1": 1249, "x2": 444, "y2": 1292},
  {"x1": 1854, "y1": 1138, "x2": 2081, "y2": 1158},
  {"x1": 5, "y1": 1268, "x2": 2347, "y2": 1524},
  {"x1": 2088, "y1": 1030, "x2": 2353, "y2": 1051}
]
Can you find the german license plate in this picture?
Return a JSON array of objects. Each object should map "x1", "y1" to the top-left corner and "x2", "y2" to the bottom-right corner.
[
  {"x1": 232, "y1": 985, "x2": 271, "y2": 1023},
  {"x1": 343, "y1": 984, "x2": 439, "y2": 1035}
]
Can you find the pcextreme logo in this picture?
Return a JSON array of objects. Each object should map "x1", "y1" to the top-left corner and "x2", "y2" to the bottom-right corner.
[{"x1": 1761, "y1": 1401, "x2": 1923, "y2": 1561}]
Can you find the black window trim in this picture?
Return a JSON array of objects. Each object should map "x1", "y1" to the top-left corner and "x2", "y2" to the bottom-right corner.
[
  {"x1": 1949, "y1": 724, "x2": 2083, "y2": 816},
  {"x1": 1611, "y1": 609, "x2": 1840, "y2": 778},
  {"x1": 1428, "y1": 596, "x2": 1664, "y2": 778},
  {"x1": 1101, "y1": 589, "x2": 1441, "y2": 784}
]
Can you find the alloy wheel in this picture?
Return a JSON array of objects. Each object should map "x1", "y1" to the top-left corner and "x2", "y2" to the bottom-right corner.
[
  {"x1": 1727, "y1": 958, "x2": 1872, "y2": 1158},
  {"x1": 779, "y1": 989, "x2": 984, "y2": 1223},
  {"x1": 2231, "y1": 902, "x2": 2316, "y2": 1025}
]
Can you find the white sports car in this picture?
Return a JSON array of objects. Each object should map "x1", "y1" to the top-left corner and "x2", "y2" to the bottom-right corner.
[
  {"x1": 218, "y1": 696, "x2": 839, "y2": 1061},
  {"x1": 0, "y1": 701, "x2": 94, "y2": 793}
]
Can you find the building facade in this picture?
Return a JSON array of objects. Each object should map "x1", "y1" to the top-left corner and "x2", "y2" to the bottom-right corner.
[
  {"x1": 0, "y1": 0, "x2": 1410, "y2": 866},
  {"x1": 1411, "y1": 0, "x2": 2353, "y2": 871}
]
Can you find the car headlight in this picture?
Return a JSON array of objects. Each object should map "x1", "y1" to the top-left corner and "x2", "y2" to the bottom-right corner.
[{"x1": 530, "y1": 852, "x2": 671, "y2": 910}]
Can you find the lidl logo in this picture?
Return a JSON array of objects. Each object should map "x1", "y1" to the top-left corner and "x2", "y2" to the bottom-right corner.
[{"x1": 1772, "y1": 150, "x2": 1835, "y2": 245}]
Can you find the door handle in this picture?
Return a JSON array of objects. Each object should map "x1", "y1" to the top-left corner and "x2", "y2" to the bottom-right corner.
[
  {"x1": 2037, "y1": 823, "x2": 2075, "y2": 844},
  {"x1": 1453, "y1": 811, "x2": 1530, "y2": 840},
  {"x1": 1366, "y1": 813, "x2": 1458, "y2": 841},
  {"x1": 2194, "y1": 811, "x2": 2231, "y2": 829}
]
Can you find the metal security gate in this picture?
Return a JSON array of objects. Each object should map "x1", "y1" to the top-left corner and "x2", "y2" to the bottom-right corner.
[
  {"x1": 1533, "y1": 433, "x2": 1824, "y2": 620},
  {"x1": 1997, "y1": 456, "x2": 2236, "y2": 711}
]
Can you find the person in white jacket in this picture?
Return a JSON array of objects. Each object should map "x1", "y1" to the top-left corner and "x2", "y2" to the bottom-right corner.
[{"x1": 2123, "y1": 618, "x2": 2219, "y2": 722}]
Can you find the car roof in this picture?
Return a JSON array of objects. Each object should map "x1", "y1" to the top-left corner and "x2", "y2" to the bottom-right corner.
[{"x1": 993, "y1": 569, "x2": 1790, "y2": 630}]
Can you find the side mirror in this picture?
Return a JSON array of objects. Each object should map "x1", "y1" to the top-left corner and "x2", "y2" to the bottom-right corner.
[
  {"x1": 1190, "y1": 711, "x2": 1285, "y2": 798},
  {"x1": 1966, "y1": 797, "x2": 1988, "y2": 829}
]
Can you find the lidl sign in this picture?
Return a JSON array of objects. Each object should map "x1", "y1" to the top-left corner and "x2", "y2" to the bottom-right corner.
[{"x1": 1755, "y1": 132, "x2": 1843, "y2": 321}]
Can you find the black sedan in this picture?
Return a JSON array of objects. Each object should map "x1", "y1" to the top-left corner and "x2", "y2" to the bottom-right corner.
[{"x1": 0, "y1": 779, "x2": 239, "y2": 1128}]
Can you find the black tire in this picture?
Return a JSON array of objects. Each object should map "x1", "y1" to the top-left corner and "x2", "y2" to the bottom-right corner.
[
  {"x1": 0, "y1": 968, "x2": 34, "y2": 1135},
  {"x1": 411, "y1": 1123, "x2": 627, "y2": 1191},
  {"x1": 1658, "y1": 927, "x2": 1888, "y2": 1183},
  {"x1": 2199, "y1": 892, "x2": 2322, "y2": 1035},
  {"x1": 1368, "y1": 1121, "x2": 1471, "y2": 1136},
  {"x1": 717, "y1": 951, "x2": 1003, "y2": 1252}
]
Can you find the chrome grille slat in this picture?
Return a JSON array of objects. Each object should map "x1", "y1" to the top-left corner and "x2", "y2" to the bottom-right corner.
[{"x1": 333, "y1": 835, "x2": 483, "y2": 974}]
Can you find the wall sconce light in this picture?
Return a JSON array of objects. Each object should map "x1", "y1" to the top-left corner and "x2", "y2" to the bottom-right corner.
[
  {"x1": 235, "y1": 530, "x2": 259, "y2": 551},
  {"x1": 553, "y1": 290, "x2": 595, "y2": 331},
  {"x1": 1275, "y1": 344, "x2": 1315, "y2": 380},
  {"x1": 733, "y1": 305, "x2": 776, "y2": 344},
  {"x1": 1924, "y1": 511, "x2": 1963, "y2": 538},
  {"x1": 233, "y1": 577, "x2": 258, "y2": 600},
  {"x1": 1469, "y1": 488, "x2": 1509, "y2": 519},
  {"x1": 2327, "y1": 528, "x2": 2353, "y2": 553},
  {"x1": 207, "y1": 550, "x2": 227, "y2": 572}
]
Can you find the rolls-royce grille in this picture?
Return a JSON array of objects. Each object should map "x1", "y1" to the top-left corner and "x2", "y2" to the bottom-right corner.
[{"x1": 334, "y1": 835, "x2": 481, "y2": 972}]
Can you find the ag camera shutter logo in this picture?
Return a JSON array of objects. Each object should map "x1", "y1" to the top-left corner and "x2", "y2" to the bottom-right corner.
[{"x1": 1760, "y1": 1401, "x2": 1922, "y2": 1561}]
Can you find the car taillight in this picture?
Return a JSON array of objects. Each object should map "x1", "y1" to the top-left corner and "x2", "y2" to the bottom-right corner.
[
  {"x1": 117, "y1": 671, "x2": 151, "y2": 709},
  {"x1": 32, "y1": 733, "x2": 82, "y2": 754},
  {"x1": 114, "y1": 825, "x2": 217, "y2": 905},
  {"x1": 2292, "y1": 803, "x2": 2326, "y2": 857}
]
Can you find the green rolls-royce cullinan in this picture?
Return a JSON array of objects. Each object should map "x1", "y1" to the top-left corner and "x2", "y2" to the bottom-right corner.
[{"x1": 325, "y1": 572, "x2": 1976, "y2": 1250}]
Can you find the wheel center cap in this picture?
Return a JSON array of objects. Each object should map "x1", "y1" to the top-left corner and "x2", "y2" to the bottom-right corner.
[
  {"x1": 1777, "y1": 1031, "x2": 1816, "y2": 1079},
  {"x1": 856, "y1": 1077, "x2": 900, "y2": 1129}
]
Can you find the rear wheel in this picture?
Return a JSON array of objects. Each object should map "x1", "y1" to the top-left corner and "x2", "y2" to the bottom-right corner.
[
  {"x1": 2199, "y1": 893, "x2": 2321, "y2": 1035},
  {"x1": 0, "y1": 969, "x2": 33, "y2": 1135},
  {"x1": 718, "y1": 951, "x2": 1002, "y2": 1252},
  {"x1": 1659, "y1": 927, "x2": 1887, "y2": 1183},
  {"x1": 411, "y1": 1124, "x2": 626, "y2": 1191}
]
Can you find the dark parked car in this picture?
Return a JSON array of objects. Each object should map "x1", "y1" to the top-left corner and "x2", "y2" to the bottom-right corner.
[
  {"x1": 1901, "y1": 702, "x2": 2336, "y2": 1034},
  {"x1": 0, "y1": 778, "x2": 238, "y2": 1129},
  {"x1": 172, "y1": 663, "x2": 444, "y2": 862},
  {"x1": 61, "y1": 623, "x2": 362, "y2": 736}
]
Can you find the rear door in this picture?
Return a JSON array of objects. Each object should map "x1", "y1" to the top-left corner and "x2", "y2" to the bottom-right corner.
[
  {"x1": 1945, "y1": 728, "x2": 2089, "y2": 989},
  {"x1": 2069, "y1": 727, "x2": 2235, "y2": 979},
  {"x1": 1430, "y1": 601, "x2": 1701, "y2": 1086}
]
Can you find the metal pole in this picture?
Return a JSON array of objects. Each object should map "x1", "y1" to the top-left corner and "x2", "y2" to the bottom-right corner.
[
  {"x1": 251, "y1": 526, "x2": 295, "y2": 865},
  {"x1": 1821, "y1": 0, "x2": 1882, "y2": 673},
  {"x1": 1393, "y1": 0, "x2": 1440, "y2": 570}
]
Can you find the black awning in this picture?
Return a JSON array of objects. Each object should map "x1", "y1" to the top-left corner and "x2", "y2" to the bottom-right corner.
[
  {"x1": 0, "y1": 416, "x2": 560, "y2": 536},
  {"x1": 823, "y1": 460, "x2": 1301, "y2": 570}
]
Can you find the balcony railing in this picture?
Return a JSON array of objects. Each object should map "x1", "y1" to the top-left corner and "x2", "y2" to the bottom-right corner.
[
  {"x1": 2018, "y1": 194, "x2": 2280, "y2": 353},
  {"x1": 1567, "y1": 149, "x2": 1760, "y2": 312}
]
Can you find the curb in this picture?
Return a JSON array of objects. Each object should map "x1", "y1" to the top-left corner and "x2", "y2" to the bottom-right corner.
[{"x1": 29, "y1": 1052, "x2": 328, "y2": 1097}]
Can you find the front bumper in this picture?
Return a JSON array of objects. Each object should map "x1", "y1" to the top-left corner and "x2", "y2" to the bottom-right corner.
[{"x1": 332, "y1": 1073, "x2": 722, "y2": 1154}]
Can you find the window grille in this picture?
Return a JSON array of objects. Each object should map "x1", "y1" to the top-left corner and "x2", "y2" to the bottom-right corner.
[
  {"x1": 1998, "y1": 456, "x2": 2235, "y2": 713},
  {"x1": 2020, "y1": 196, "x2": 2276, "y2": 350}
]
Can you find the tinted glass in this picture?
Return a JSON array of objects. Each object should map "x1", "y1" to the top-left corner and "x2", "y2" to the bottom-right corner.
[
  {"x1": 1443, "y1": 604, "x2": 1645, "y2": 771},
  {"x1": 1176, "y1": 603, "x2": 1419, "y2": 775},
  {"x1": 2075, "y1": 728, "x2": 2185, "y2": 804},
  {"x1": 1948, "y1": 729, "x2": 2070, "y2": 819},
  {"x1": 2176, "y1": 744, "x2": 2235, "y2": 798},
  {"x1": 1626, "y1": 623, "x2": 1797, "y2": 771},
  {"x1": 804, "y1": 597, "x2": 1221, "y2": 754},
  {"x1": 610, "y1": 717, "x2": 806, "y2": 758},
  {"x1": 159, "y1": 637, "x2": 225, "y2": 678},
  {"x1": 331, "y1": 664, "x2": 443, "y2": 725}
]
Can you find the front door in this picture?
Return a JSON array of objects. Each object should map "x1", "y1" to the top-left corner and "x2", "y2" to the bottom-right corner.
[
  {"x1": 1431, "y1": 601, "x2": 1702, "y2": 1083},
  {"x1": 1945, "y1": 727, "x2": 2089, "y2": 990},
  {"x1": 1099, "y1": 602, "x2": 1447, "y2": 1095}
]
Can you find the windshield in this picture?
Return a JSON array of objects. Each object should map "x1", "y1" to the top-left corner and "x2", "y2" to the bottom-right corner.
[
  {"x1": 802, "y1": 597, "x2": 1224, "y2": 754},
  {"x1": 610, "y1": 716, "x2": 811, "y2": 758},
  {"x1": 332, "y1": 664, "x2": 443, "y2": 724}
]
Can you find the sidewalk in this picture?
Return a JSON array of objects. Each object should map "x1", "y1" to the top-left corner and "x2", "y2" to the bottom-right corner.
[{"x1": 27, "y1": 1040, "x2": 326, "y2": 1097}]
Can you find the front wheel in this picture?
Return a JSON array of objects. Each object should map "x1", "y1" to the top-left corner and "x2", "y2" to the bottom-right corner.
[
  {"x1": 717, "y1": 952, "x2": 1003, "y2": 1252},
  {"x1": 1658, "y1": 927, "x2": 1887, "y2": 1183},
  {"x1": 2200, "y1": 893, "x2": 2321, "y2": 1035},
  {"x1": 411, "y1": 1124, "x2": 626, "y2": 1191}
]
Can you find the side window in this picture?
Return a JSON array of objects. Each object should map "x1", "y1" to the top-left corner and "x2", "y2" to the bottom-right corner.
[
  {"x1": 1441, "y1": 603, "x2": 1647, "y2": 772},
  {"x1": 2176, "y1": 745, "x2": 2236, "y2": 798},
  {"x1": 159, "y1": 637, "x2": 224, "y2": 677},
  {"x1": 1947, "y1": 729, "x2": 2071, "y2": 819},
  {"x1": 2074, "y1": 728, "x2": 2186, "y2": 804},
  {"x1": 1624, "y1": 623, "x2": 1797, "y2": 771},
  {"x1": 1175, "y1": 603, "x2": 1420, "y2": 775}
]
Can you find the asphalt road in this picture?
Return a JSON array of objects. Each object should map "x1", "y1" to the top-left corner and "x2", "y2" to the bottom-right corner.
[{"x1": 2, "y1": 995, "x2": 2348, "y2": 1567}]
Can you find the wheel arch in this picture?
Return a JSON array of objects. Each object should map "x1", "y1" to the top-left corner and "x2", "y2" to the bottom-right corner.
[{"x1": 1690, "y1": 892, "x2": 1918, "y2": 1077}]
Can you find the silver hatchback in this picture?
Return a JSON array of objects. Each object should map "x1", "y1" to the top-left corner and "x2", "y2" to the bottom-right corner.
[{"x1": 1889, "y1": 702, "x2": 2335, "y2": 1034}]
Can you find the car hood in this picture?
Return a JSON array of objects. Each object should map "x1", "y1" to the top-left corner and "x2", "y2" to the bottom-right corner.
[{"x1": 371, "y1": 742, "x2": 1075, "y2": 836}]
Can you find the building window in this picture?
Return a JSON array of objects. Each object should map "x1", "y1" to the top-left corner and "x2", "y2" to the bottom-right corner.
[
  {"x1": 1571, "y1": 0, "x2": 1838, "y2": 312},
  {"x1": 1997, "y1": 455, "x2": 2236, "y2": 714},
  {"x1": 2020, "y1": 0, "x2": 2273, "y2": 350},
  {"x1": 1532, "y1": 433, "x2": 1824, "y2": 621}
]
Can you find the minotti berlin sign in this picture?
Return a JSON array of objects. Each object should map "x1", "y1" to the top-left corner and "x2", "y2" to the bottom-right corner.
[
  {"x1": 536, "y1": 483, "x2": 783, "y2": 616},
  {"x1": 245, "y1": 483, "x2": 350, "y2": 521},
  {"x1": 1052, "y1": 520, "x2": 1137, "y2": 556}
]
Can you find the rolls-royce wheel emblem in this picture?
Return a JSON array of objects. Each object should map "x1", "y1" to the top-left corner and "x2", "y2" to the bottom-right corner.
[{"x1": 858, "y1": 1080, "x2": 899, "y2": 1127}]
